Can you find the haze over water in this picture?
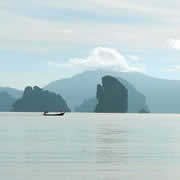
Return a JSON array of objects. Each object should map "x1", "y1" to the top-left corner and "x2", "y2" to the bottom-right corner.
[{"x1": 0, "y1": 113, "x2": 180, "y2": 180}]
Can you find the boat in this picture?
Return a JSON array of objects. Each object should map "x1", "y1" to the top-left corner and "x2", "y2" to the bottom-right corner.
[{"x1": 43, "y1": 112, "x2": 65, "y2": 116}]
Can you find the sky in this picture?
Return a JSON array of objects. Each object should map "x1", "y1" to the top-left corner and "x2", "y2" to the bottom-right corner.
[{"x1": 1, "y1": 0, "x2": 180, "y2": 89}]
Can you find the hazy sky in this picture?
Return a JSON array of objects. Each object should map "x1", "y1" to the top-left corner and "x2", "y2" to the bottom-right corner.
[{"x1": 1, "y1": 0, "x2": 180, "y2": 89}]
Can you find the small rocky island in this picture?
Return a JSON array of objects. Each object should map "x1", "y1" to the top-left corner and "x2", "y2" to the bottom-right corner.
[
  {"x1": 95, "y1": 76, "x2": 128, "y2": 113},
  {"x1": 12, "y1": 86, "x2": 71, "y2": 112}
]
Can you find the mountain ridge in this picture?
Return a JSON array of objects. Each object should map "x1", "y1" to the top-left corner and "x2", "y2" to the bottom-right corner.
[
  {"x1": 44, "y1": 70, "x2": 180, "y2": 113},
  {"x1": 0, "y1": 87, "x2": 22, "y2": 99}
]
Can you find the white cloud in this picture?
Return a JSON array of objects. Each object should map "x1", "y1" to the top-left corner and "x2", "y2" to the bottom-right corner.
[
  {"x1": 0, "y1": 7, "x2": 179, "y2": 52},
  {"x1": 0, "y1": 10, "x2": 74, "y2": 51},
  {"x1": 88, "y1": 0, "x2": 180, "y2": 25},
  {"x1": 2, "y1": 0, "x2": 180, "y2": 21},
  {"x1": 127, "y1": 55, "x2": 141, "y2": 61},
  {"x1": 167, "y1": 65, "x2": 180, "y2": 72},
  {"x1": 0, "y1": 11, "x2": 72, "y2": 42},
  {"x1": 1, "y1": 2, "x2": 180, "y2": 52},
  {"x1": 48, "y1": 47, "x2": 142, "y2": 72},
  {"x1": 167, "y1": 38, "x2": 180, "y2": 50}
]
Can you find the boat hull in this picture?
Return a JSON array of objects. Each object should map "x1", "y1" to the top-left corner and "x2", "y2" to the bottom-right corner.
[{"x1": 43, "y1": 112, "x2": 65, "y2": 116}]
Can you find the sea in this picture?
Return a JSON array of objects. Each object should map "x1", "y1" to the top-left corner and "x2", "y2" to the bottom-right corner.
[{"x1": 0, "y1": 112, "x2": 180, "y2": 180}]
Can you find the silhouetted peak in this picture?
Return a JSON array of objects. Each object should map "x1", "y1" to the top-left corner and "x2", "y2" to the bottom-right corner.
[
  {"x1": 13, "y1": 85, "x2": 71, "y2": 112},
  {"x1": 33, "y1": 86, "x2": 42, "y2": 93},
  {"x1": 95, "y1": 76, "x2": 128, "y2": 113},
  {"x1": 102, "y1": 76, "x2": 126, "y2": 91},
  {"x1": 23, "y1": 86, "x2": 33, "y2": 97}
]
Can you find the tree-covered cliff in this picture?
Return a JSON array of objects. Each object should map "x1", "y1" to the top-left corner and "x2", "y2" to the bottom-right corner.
[
  {"x1": 12, "y1": 86, "x2": 71, "y2": 112},
  {"x1": 95, "y1": 76, "x2": 128, "y2": 113}
]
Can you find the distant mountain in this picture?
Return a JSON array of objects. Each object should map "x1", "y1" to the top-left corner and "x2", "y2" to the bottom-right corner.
[
  {"x1": 0, "y1": 87, "x2": 22, "y2": 99},
  {"x1": 75, "y1": 77, "x2": 149, "y2": 113},
  {"x1": 12, "y1": 86, "x2": 71, "y2": 112},
  {"x1": 75, "y1": 97, "x2": 97, "y2": 112},
  {"x1": 95, "y1": 76, "x2": 128, "y2": 113},
  {"x1": 44, "y1": 71, "x2": 105, "y2": 110},
  {"x1": 0, "y1": 92, "x2": 16, "y2": 112},
  {"x1": 44, "y1": 70, "x2": 180, "y2": 113},
  {"x1": 118, "y1": 77, "x2": 149, "y2": 113}
]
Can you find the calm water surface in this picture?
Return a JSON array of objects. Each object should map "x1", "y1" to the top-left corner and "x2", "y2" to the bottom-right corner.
[{"x1": 0, "y1": 113, "x2": 180, "y2": 180}]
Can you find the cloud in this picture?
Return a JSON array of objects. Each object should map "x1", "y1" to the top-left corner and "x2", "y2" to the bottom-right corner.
[
  {"x1": 167, "y1": 39, "x2": 180, "y2": 50},
  {"x1": 0, "y1": 6, "x2": 179, "y2": 52},
  {"x1": 127, "y1": 55, "x2": 141, "y2": 61},
  {"x1": 0, "y1": 10, "x2": 74, "y2": 51},
  {"x1": 48, "y1": 47, "x2": 142, "y2": 72},
  {"x1": 0, "y1": 11, "x2": 72, "y2": 42},
  {"x1": 3, "y1": 0, "x2": 180, "y2": 21},
  {"x1": 1, "y1": 1, "x2": 180, "y2": 53},
  {"x1": 167, "y1": 65, "x2": 180, "y2": 72}
]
